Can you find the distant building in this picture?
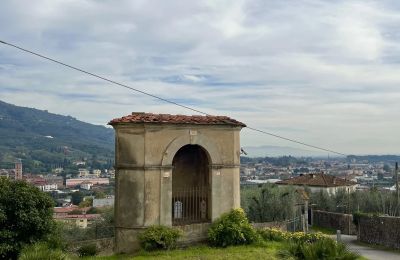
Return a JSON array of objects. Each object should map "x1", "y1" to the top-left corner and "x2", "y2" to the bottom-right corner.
[
  {"x1": 93, "y1": 196, "x2": 114, "y2": 207},
  {"x1": 15, "y1": 159, "x2": 22, "y2": 180},
  {"x1": 45, "y1": 175, "x2": 64, "y2": 188},
  {"x1": 92, "y1": 169, "x2": 101, "y2": 177},
  {"x1": 74, "y1": 161, "x2": 86, "y2": 166},
  {"x1": 38, "y1": 183, "x2": 58, "y2": 191},
  {"x1": 78, "y1": 168, "x2": 90, "y2": 177},
  {"x1": 54, "y1": 214, "x2": 100, "y2": 228},
  {"x1": 0, "y1": 169, "x2": 11, "y2": 178},
  {"x1": 276, "y1": 173, "x2": 357, "y2": 195},
  {"x1": 66, "y1": 178, "x2": 109, "y2": 187},
  {"x1": 52, "y1": 167, "x2": 64, "y2": 174},
  {"x1": 80, "y1": 181, "x2": 93, "y2": 190},
  {"x1": 25, "y1": 174, "x2": 62, "y2": 191},
  {"x1": 53, "y1": 206, "x2": 98, "y2": 228}
]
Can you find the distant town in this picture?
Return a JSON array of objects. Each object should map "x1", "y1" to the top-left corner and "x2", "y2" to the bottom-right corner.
[
  {"x1": 0, "y1": 159, "x2": 115, "y2": 228},
  {"x1": 1, "y1": 154, "x2": 398, "y2": 230},
  {"x1": 240, "y1": 156, "x2": 397, "y2": 192}
]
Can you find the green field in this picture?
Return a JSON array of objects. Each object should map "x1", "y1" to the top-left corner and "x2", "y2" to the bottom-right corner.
[{"x1": 82, "y1": 242, "x2": 283, "y2": 260}]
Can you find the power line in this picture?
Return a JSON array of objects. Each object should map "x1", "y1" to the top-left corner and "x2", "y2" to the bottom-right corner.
[
  {"x1": 0, "y1": 40, "x2": 205, "y2": 115},
  {"x1": 0, "y1": 40, "x2": 347, "y2": 156},
  {"x1": 245, "y1": 127, "x2": 346, "y2": 156}
]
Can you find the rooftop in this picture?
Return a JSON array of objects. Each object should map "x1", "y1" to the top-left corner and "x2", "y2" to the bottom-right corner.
[
  {"x1": 276, "y1": 173, "x2": 356, "y2": 187},
  {"x1": 109, "y1": 112, "x2": 246, "y2": 127}
]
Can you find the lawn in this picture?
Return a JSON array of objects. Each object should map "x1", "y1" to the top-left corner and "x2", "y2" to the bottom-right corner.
[
  {"x1": 82, "y1": 242, "x2": 284, "y2": 260},
  {"x1": 310, "y1": 225, "x2": 337, "y2": 235}
]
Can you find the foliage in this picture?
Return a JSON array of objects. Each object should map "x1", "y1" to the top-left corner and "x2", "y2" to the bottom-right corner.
[
  {"x1": 280, "y1": 238, "x2": 360, "y2": 260},
  {"x1": 352, "y1": 211, "x2": 380, "y2": 226},
  {"x1": 94, "y1": 191, "x2": 107, "y2": 199},
  {"x1": 71, "y1": 191, "x2": 85, "y2": 205},
  {"x1": 138, "y1": 225, "x2": 182, "y2": 251},
  {"x1": 79, "y1": 197, "x2": 93, "y2": 208},
  {"x1": 310, "y1": 225, "x2": 336, "y2": 235},
  {"x1": 68, "y1": 209, "x2": 83, "y2": 215},
  {"x1": 258, "y1": 228, "x2": 326, "y2": 243},
  {"x1": 19, "y1": 242, "x2": 68, "y2": 260},
  {"x1": 310, "y1": 189, "x2": 400, "y2": 216},
  {"x1": 0, "y1": 100, "x2": 114, "y2": 173},
  {"x1": 0, "y1": 178, "x2": 55, "y2": 259},
  {"x1": 77, "y1": 243, "x2": 98, "y2": 257},
  {"x1": 208, "y1": 208, "x2": 259, "y2": 247},
  {"x1": 60, "y1": 207, "x2": 115, "y2": 242},
  {"x1": 244, "y1": 184, "x2": 300, "y2": 222},
  {"x1": 44, "y1": 221, "x2": 68, "y2": 250}
]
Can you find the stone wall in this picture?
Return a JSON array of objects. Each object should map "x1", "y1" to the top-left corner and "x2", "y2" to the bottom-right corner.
[
  {"x1": 359, "y1": 215, "x2": 400, "y2": 249},
  {"x1": 176, "y1": 223, "x2": 211, "y2": 246},
  {"x1": 69, "y1": 238, "x2": 114, "y2": 255},
  {"x1": 312, "y1": 210, "x2": 356, "y2": 235}
]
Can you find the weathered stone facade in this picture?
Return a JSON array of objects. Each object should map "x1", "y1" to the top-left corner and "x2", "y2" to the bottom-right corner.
[
  {"x1": 312, "y1": 210, "x2": 356, "y2": 235},
  {"x1": 109, "y1": 113, "x2": 245, "y2": 253}
]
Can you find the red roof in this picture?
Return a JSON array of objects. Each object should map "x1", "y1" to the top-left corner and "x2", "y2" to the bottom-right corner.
[
  {"x1": 54, "y1": 214, "x2": 101, "y2": 220},
  {"x1": 109, "y1": 112, "x2": 246, "y2": 127},
  {"x1": 276, "y1": 173, "x2": 356, "y2": 187},
  {"x1": 53, "y1": 206, "x2": 90, "y2": 214}
]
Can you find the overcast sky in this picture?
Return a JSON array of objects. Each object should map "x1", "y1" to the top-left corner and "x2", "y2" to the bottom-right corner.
[{"x1": 1, "y1": 0, "x2": 400, "y2": 155}]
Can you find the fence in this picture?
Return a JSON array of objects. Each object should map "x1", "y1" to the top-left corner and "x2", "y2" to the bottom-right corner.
[
  {"x1": 287, "y1": 216, "x2": 305, "y2": 232},
  {"x1": 172, "y1": 186, "x2": 209, "y2": 225}
]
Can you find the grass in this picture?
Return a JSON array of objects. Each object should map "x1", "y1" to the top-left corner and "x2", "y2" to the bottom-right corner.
[
  {"x1": 81, "y1": 242, "x2": 284, "y2": 260},
  {"x1": 310, "y1": 225, "x2": 337, "y2": 235}
]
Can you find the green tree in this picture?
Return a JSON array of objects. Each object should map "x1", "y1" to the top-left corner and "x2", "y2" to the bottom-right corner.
[
  {"x1": 245, "y1": 184, "x2": 298, "y2": 222},
  {"x1": 0, "y1": 178, "x2": 55, "y2": 259},
  {"x1": 71, "y1": 191, "x2": 84, "y2": 205}
]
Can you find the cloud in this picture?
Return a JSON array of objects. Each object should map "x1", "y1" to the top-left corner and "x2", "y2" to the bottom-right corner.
[{"x1": 1, "y1": 0, "x2": 400, "y2": 154}]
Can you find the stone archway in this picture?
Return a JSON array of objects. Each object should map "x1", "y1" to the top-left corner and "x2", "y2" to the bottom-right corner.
[{"x1": 171, "y1": 144, "x2": 211, "y2": 225}]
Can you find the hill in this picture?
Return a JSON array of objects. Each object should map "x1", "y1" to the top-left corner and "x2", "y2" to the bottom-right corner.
[{"x1": 0, "y1": 100, "x2": 114, "y2": 173}]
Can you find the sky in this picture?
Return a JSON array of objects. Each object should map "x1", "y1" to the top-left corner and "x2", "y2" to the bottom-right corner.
[{"x1": 1, "y1": 0, "x2": 400, "y2": 155}]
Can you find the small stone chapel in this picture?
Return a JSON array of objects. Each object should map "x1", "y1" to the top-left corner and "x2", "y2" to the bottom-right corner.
[{"x1": 109, "y1": 112, "x2": 246, "y2": 253}]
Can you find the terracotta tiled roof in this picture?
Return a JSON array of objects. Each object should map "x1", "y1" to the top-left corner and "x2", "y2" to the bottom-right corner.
[
  {"x1": 53, "y1": 206, "x2": 91, "y2": 214},
  {"x1": 276, "y1": 173, "x2": 356, "y2": 187},
  {"x1": 108, "y1": 112, "x2": 246, "y2": 127},
  {"x1": 54, "y1": 214, "x2": 101, "y2": 220}
]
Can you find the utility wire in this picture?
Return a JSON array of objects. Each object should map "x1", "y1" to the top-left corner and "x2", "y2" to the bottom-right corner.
[
  {"x1": 0, "y1": 40, "x2": 347, "y2": 156},
  {"x1": 0, "y1": 40, "x2": 205, "y2": 115}
]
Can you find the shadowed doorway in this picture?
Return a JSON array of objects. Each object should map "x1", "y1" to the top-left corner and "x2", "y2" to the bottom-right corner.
[{"x1": 172, "y1": 144, "x2": 210, "y2": 225}]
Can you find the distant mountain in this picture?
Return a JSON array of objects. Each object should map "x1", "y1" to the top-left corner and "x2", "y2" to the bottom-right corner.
[
  {"x1": 243, "y1": 145, "x2": 331, "y2": 157},
  {"x1": 0, "y1": 100, "x2": 114, "y2": 173}
]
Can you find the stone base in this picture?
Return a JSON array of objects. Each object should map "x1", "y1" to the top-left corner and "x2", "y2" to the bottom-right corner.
[
  {"x1": 115, "y1": 223, "x2": 211, "y2": 254},
  {"x1": 114, "y1": 227, "x2": 145, "y2": 254}
]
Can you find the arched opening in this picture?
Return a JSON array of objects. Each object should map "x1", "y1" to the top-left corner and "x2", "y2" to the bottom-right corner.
[{"x1": 172, "y1": 144, "x2": 210, "y2": 225}]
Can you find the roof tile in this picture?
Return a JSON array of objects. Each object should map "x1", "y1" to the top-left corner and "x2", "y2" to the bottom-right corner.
[
  {"x1": 276, "y1": 173, "x2": 356, "y2": 187},
  {"x1": 109, "y1": 112, "x2": 246, "y2": 127}
]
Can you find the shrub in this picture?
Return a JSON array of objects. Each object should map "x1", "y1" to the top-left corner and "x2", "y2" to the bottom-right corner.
[
  {"x1": 77, "y1": 243, "x2": 98, "y2": 257},
  {"x1": 258, "y1": 228, "x2": 287, "y2": 242},
  {"x1": 258, "y1": 228, "x2": 326, "y2": 243},
  {"x1": 138, "y1": 225, "x2": 182, "y2": 251},
  {"x1": 279, "y1": 238, "x2": 359, "y2": 260},
  {"x1": 208, "y1": 208, "x2": 259, "y2": 247},
  {"x1": 19, "y1": 243, "x2": 67, "y2": 260}
]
